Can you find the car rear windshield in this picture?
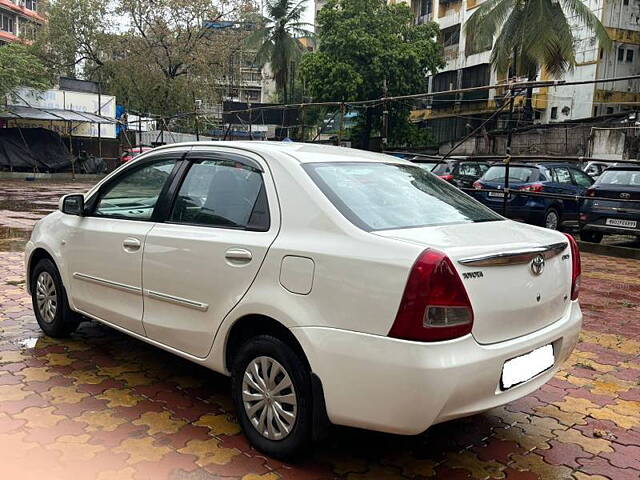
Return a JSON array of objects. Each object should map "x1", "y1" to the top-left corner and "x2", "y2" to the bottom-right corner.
[
  {"x1": 482, "y1": 166, "x2": 539, "y2": 183},
  {"x1": 304, "y1": 162, "x2": 502, "y2": 231},
  {"x1": 597, "y1": 169, "x2": 640, "y2": 186}
]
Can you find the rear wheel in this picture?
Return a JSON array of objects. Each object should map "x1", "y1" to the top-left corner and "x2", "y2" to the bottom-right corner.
[
  {"x1": 580, "y1": 231, "x2": 603, "y2": 243},
  {"x1": 543, "y1": 208, "x2": 560, "y2": 230},
  {"x1": 31, "y1": 259, "x2": 81, "y2": 337},
  {"x1": 231, "y1": 335, "x2": 312, "y2": 459}
]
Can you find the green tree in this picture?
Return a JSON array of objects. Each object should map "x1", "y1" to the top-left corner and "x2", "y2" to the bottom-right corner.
[
  {"x1": 0, "y1": 43, "x2": 51, "y2": 104},
  {"x1": 299, "y1": 0, "x2": 443, "y2": 149},
  {"x1": 465, "y1": 0, "x2": 610, "y2": 120},
  {"x1": 36, "y1": 0, "x2": 108, "y2": 78},
  {"x1": 247, "y1": 0, "x2": 313, "y2": 103}
]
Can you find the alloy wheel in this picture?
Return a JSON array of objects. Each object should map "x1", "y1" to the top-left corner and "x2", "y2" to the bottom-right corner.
[
  {"x1": 545, "y1": 211, "x2": 559, "y2": 230},
  {"x1": 36, "y1": 271, "x2": 57, "y2": 324},
  {"x1": 242, "y1": 356, "x2": 298, "y2": 440}
]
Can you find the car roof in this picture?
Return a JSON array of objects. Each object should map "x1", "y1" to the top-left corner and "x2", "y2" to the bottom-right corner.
[
  {"x1": 488, "y1": 162, "x2": 578, "y2": 169},
  {"x1": 152, "y1": 141, "x2": 406, "y2": 165},
  {"x1": 603, "y1": 165, "x2": 640, "y2": 171}
]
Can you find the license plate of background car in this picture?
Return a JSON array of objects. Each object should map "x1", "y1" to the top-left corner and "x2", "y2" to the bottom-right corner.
[
  {"x1": 488, "y1": 192, "x2": 505, "y2": 198},
  {"x1": 501, "y1": 344, "x2": 554, "y2": 390},
  {"x1": 606, "y1": 218, "x2": 637, "y2": 228}
]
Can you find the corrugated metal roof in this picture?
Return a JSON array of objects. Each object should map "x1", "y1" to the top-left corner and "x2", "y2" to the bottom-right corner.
[{"x1": 0, "y1": 105, "x2": 116, "y2": 124}]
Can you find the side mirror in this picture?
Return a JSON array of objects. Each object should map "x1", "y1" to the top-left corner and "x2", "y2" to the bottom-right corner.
[{"x1": 60, "y1": 194, "x2": 85, "y2": 216}]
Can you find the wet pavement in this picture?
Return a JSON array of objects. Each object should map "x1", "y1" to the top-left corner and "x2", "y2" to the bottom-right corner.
[{"x1": 0, "y1": 178, "x2": 639, "y2": 479}]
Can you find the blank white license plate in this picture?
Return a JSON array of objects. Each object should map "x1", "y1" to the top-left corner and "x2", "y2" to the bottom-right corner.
[
  {"x1": 501, "y1": 344, "x2": 554, "y2": 390},
  {"x1": 488, "y1": 192, "x2": 505, "y2": 198},
  {"x1": 606, "y1": 218, "x2": 637, "y2": 228}
]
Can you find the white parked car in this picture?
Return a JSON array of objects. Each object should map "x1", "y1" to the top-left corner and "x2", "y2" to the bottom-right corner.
[{"x1": 25, "y1": 142, "x2": 582, "y2": 458}]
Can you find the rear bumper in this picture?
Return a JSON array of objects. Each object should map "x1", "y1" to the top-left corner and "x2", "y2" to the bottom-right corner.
[{"x1": 292, "y1": 302, "x2": 582, "y2": 435}]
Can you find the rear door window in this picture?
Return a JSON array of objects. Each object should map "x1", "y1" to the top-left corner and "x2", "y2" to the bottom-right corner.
[
  {"x1": 169, "y1": 159, "x2": 269, "y2": 231},
  {"x1": 304, "y1": 162, "x2": 502, "y2": 231},
  {"x1": 551, "y1": 167, "x2": 573, "y2": 184}
]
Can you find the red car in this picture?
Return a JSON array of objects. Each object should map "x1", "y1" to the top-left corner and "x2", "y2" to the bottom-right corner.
[{"x1": 120, "y1": 146, "x2": 152, "y2": 163}]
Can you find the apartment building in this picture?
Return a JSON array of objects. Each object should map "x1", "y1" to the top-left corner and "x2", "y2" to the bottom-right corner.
[
  {"x1": 394, "y1": 0, "x2": 640, "y2": 144},
  {"x1": 0, "y1": 0, "x2": 45, "y2": 46},
  {"x1": 203, "y1": 20, "x2": 276, "y2": 104}
]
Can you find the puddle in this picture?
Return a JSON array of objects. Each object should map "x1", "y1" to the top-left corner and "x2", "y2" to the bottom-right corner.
[
  {"x1": 18, "y1": 337, "x2": 39, "y2": 349},
  {"x1": 0, "y1": 179, "x2": 97, "y2": 252}
]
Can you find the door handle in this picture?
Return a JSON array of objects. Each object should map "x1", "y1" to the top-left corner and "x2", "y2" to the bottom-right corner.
[
  {"x1": 123, "y1": 237, "x2": 141, "y2": 251},
  {"x1": 225, "y1": 248, "x2": 252, "y2": 263}
]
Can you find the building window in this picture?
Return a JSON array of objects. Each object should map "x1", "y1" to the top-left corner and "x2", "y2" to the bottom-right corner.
[
  {"x1": 0, "y1": 13, "x2": 15, "y2": 34},
  {"x1": 627, "y1": 49, "x2": 634, "y2": 63},
  {"x1": 623, "y1": 0, "x2": 629, "y2": 5},
  {"x1": 551, "y1": 107, "x2": 558, "y2": 119},
  {"x1": 24, "y1": 0, "x2": 37, "y2": 11},
  {"x1": 618, "y1": 47, "x2": 625, "y2": 62},
  {"x1": 421, "y1": 0, "x2": 433, "y2": 16},
  {"x1": 606, "y1": 107, "x2": 614, "y2": 115}
]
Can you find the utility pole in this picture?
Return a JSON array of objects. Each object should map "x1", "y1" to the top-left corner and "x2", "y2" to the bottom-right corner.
[
  {"x1": 338, "y1": 102, "x2": 345, "y2": 146},
  {"x1": 382, "y1": 78, "x2": 389, "y2": 148},
  {"x1": 503, "y1": 86, "x2": 516, "y2": 216},
  {"x1": 194, "y1": 99, "x2": 201, "y2": 141},
  {"x1": 300, "y1": 104, "x2": 305, "y2": 142},
  {"x1": 248, "y1": 102, "x2": 253, "y2": 140}
]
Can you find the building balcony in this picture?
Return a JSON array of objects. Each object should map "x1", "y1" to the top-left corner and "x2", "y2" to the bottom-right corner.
[
  {"x1": 0, "y1": 29, "x2": 18, "y2": 42},
  {"x1": 0, "y1": 0, "x2": 45, "y2": 23},
  {"x1": 417, "y1": 13, "x2": 433, "y2": 24}
]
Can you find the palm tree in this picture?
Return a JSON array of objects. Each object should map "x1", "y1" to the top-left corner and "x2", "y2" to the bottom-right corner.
[
  {"x1": 247, "y1": 0, "x2": 314, "y2": 103},
  {"x1": 465, "y1": 0, "x2": 610, "y2": 120}
]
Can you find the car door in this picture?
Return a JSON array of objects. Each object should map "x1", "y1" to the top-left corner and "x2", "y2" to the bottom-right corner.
[
  {"x1": 63, "y1": 153, "x2": 184, "y2": 335},
  {"x1": 141, "y1": 149, "x2": 279, "y2": 358},
  {"x1": 550, "y1": 166, "x2": 580, "y2": 219}
]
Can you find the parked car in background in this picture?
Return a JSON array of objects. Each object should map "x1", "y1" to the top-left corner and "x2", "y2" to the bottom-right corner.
[
  {"x1": 582, "y1": 161, "x2": 616, "y2": 180},
  {"x1": 25, "y1": 143, "x2": 582, "y2": 458},
  {"x1": 120, "y1": 146, "x2": 153, "y2": 163},
  {"x1": 579, "y1": 166, "x2": 640, "y2": 243},
  {"x1": 414, "y1": 159, "x2": 491, "y2": 188},
  {"x1": 473, "y1": 163, "x2": 594, "y2": 230}
]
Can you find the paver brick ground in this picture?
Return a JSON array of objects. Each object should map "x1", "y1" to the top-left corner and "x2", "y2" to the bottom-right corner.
[{"x1": 0, "y1": 178, "x2": 639, "y2": 479}]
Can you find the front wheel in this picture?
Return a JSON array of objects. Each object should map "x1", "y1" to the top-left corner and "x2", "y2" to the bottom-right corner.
[
  {"x1": 231, "y1": 335, "x2": 312, "y2": 459},
  {"x1": 580, "y1": 231, "x2": 603, "y2": 243},
  {"x1": 31, "y1": 259, "x2": 81, "y2": 337}
]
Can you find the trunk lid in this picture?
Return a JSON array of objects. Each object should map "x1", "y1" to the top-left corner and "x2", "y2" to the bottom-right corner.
[
  {"x1": 590, "y1": 185, "x2": 640, "y2": 201},
  {"x1": 375, "y1": 220, "x2": 573, "y2": 344}
]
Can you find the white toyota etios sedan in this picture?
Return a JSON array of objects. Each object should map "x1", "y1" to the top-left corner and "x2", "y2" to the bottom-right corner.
[{"x1": 25, "y1": 142, "x2": 582, "y2": 458}]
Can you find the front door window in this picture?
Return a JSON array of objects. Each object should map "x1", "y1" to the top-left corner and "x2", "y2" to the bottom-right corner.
[{"x1": 93, "y1": 160, "x2": 177, "y2": 220}]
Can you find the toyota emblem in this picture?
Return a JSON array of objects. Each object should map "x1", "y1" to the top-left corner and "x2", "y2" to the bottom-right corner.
[
  {"x1": 620, "y1": 192, "x2": 631, "y2": 199},
  {"x1": 531, "y1": 255, "x2": 545, "y2": 276}
]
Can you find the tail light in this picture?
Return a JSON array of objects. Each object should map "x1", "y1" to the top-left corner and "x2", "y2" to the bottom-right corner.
[
  {"x1": 563, "y1": 234, "x2": 581, "y2": 300},
  {"x1": 388, "y1": 250, "x2": 474, "y2": 342},
  {"x1": 439, "y1": 175, "x2": 454, "y2": 182},
  {"x1": 519, "y1": 183, "x2": 544, "y2": 192},
  {"x1": 586, "y1": 188, "x2": 596, "y2": 197},
  {"x1": 473, "y1": 181, "x2": 482, "y2": 190}
]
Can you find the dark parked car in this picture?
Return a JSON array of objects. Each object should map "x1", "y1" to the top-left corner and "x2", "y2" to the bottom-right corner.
[
  {"x1": 579, "y1": 166, "x2": 640, "y2": 243},
  {"x1": 415, "y1": 159, "x2": 491, "y2": 188},
  {"x1": 473, "y1": 163, "x2": 594, "y2": 230}
]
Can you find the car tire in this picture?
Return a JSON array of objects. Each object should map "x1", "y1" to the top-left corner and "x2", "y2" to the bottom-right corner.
[
  {"x1": 31, "y1": 259, "x2": 81, "y2": 338},
  {"x1": 580, "y1": 231, "x2": 603, "y2": 243},
  {"x1": 543, "y1": 208, "x2": 561, "y2": 230},
  {"x1": 231, "y1": 335, "x2": 312, "y2": 459}
]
